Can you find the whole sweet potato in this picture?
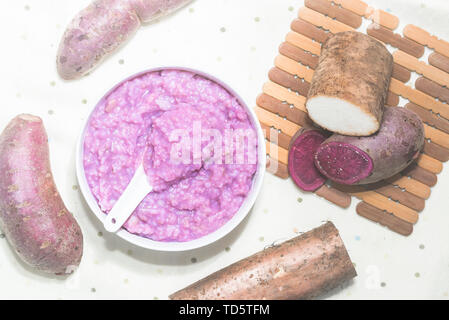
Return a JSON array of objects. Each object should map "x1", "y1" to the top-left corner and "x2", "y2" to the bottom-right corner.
[
  {"x1": 170, "y1": 222, "x2": 356, "y2": 300},
  {"x1": 57, "y1": 0, "x2": 192, "y2": 80},
  {"x1": 314, "y1": 107, "x2": 425, "y2": 185},
  {"x1": 0, "y1": 115, "x2": 83, "y2": 274}
]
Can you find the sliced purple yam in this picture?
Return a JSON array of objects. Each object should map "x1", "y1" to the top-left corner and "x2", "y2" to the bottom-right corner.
[
  {"x1": 288, "y1": 128, "x2": 327, "y2": 192},
  {"x1": 314, "y1": 142, "x2": 374, "y2": 185},
  {"x1": 314, "y1": 108, "x2": 425, "y2": 185}
]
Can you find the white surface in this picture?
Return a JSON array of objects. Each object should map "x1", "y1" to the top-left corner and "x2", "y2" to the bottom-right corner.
[{"x1": 0, "y1": 0, "x2": 448, "y2": 300}]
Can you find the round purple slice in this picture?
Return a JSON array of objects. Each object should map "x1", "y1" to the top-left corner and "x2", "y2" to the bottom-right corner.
[
  {"x1": 288, "y1": 128, "x2": 327, "y2": 192},
  {"x1": 314, "y1": 142, "x2": 374, "y2": 185}
]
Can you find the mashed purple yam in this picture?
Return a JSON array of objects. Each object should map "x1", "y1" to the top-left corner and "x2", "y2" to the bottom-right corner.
[{"x1": 83, "y1": 70, "x2": 258, "y2": 242}]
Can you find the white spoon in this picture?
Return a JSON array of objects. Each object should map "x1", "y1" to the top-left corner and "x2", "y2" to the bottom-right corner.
[{"x1": 103, "y1": 164, "x2": 153, "y2": 233}]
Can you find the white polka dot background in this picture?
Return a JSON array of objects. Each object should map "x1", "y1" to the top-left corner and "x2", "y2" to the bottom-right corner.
[{"x1": 0, "y1": 0, "x2": 448, "y2": 299}]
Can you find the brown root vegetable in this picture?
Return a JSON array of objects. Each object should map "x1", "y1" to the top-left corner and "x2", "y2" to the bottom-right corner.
[
  {"x1": 170, "y1": 222, "x2": 356, "y2": 300},
  {"x1": 0, "y1": 115, "x2": 83, "y2": 275},
  {"x1": 314, "y1": 107, "x2": 425, "y2": 185},
  {"x1": 306, "y1": 31, "x2": 393, "y2": 136},
  {"x1": 57, "y1": 0, "x2": 192, "y2": 80}
]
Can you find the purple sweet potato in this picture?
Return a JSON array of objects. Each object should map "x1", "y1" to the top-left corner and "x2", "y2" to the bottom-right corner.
[
  {"x1": 57, "y1": 0, "x2": 192, "y2": 80},
  {"x1": 306, "y1": 31, "x2": 393, "y2": 136},
  {"x1": 0, "y1": 115, "x2": 83, "y2": 275},
  {"x1": 288, "y1": 127, "x2": 328, "y2": 192},
  {"x1": 170, "y1": 222, "x2": 357, "y2": 300},
  {"x1": 314, "y1": 107, "x2": 425, "y2": 185}
]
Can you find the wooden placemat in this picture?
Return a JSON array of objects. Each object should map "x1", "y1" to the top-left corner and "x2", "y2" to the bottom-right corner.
[{"x1": 256, "y1": 0, "x2": 449, "y2": 236}]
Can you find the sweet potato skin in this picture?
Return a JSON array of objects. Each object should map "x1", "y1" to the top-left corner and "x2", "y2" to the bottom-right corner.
[
  {"x1": 0, "y1": 115, "x2": 83, "y2": 274},
  {"x1": 306, "y1": 31, "x2": 393, "y2": 136},
  {"x1": 317, "y1": 107, "x2": 425, "y2": 185},
  {"x1": 170, "y1": 222, "x2": 356, "y2": 300},
  {"x1": 132, "y1": 0, "x2": 192, "y2": 22},
  {"x1": 57, "y1": 0, "x2": 192, "y2": 80}
]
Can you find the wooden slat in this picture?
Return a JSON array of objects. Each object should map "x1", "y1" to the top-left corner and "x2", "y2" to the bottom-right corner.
[
  {"x1": 406, "y1": 102, "x2": 449, "y2": 135},
  {"x1": 266, "y1": 155, "x2": 289, "y2": 179},
  {"x1": 429, "y1": 52, "x2": 449, "y2": 74},
  {"x1": 423, "y1": 140, "x2": 449, "y2": 163},
  {"x1": 256, "y1": 93, "x2": 312, "y2": 127},
  {"x1": 345, "y1": 182, "x2": 425, "y2": 212},
  {"x1": 260, "y1": 123, "x2": 293, "y2": 151},
  {"x1": 363, "y1": 7, "x2": 399, "y2": 30},
  {"x1": 371, "y1": 184, "x2": 425, "y2": 212},
  {"x1": 386, "y1": 174, "x2": 430, "y2": 200},
  {"x1": 424, "y1": 124, "x2": 449, "y2": 150},
  {"x1": 265, "y1": 140, "x2": 288, "y2": 165},
  {"x1": 401, "y1": 163, "x2": 438, "y2": 187},
  {"x1": 325, "y1": 0, "x2": 399, "y2": 30},
  {"x1": 274, "y1": 54, "x2": 314, "y2": 82},
  {"x1": 389, "y1": 78, "x2": 449, "y2": 120},
  {"x1": 415, "y1": 77, "x2": 449, "y2": 104},
  {"x1": 290, "y1": 19, "x2": 330, "y2": 44},
  {"x1": 350, "y1": 190, "x2": 419, "y2": 224},
  {"x1": 255, "y1": 106, "x2": 300, "y2": 137},
  {"x1": 329, "y1": 0, "x2": 368, "y2": 16},
  {"x1": 356, "y1": 202, "x2": 413, "y2": 236},
  {"x1": 305, "y1": 0, "x2": 362, "y2": 29},
  {"x1": 403, "y1": 24, "x2": 449, "y2": 59},
  {"x1": 417, "y1": 153, "x2": 443, "y2": 174},
  {"x1": 386, "y1": 92, "x2": 399, "y2": 107},
  {"x1": 262, "y1": 81, "x2": 307, "y2": 112},
  {"x1": 393, "y1": 50, "x2": 449, "y2": 88},
  {"x1": 298, "y1": 7, "x2": 353, "y2": 34},
  {"x1": 367, "y1": 23, "x2": 424, "y2": 58},
  {"x1": 392, "y1": 64, "x2": 412, "y2": 83},
  {"x1": 279, "y1": 42, "x2": 319, "y2": 69},
  {"x1": 269, "y1": 67, "x2": 310, "y2": 96},
  {"x1": 286, "y1": 31, "x2": 321, "y2": 56},
  {"x1": 315, "y1": 185, "x2": 352, "y2": 208}
]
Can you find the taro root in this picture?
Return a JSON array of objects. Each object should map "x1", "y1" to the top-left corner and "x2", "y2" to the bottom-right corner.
[
  {"x1": 170, "y1": 222, "x2": 357, "y2": 300},
  {"x1": 306, "y1": 31, "x2": 393, "y2": 136}
]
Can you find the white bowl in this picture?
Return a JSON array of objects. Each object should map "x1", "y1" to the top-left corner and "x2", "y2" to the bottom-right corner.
[{"x1": 76, "y1": 67, "x2": 266, "y2": 252}]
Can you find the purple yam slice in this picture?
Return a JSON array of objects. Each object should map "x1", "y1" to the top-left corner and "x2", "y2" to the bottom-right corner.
[
  {"x1": 314, "y1": 107, "x2": 425, "y2": 185},
  {"x1": 314, "y1": 142, "x2": 373, "y2": 185},
  {"x1": 288, "y1": 128, "x2": 328, "y2": 191}
]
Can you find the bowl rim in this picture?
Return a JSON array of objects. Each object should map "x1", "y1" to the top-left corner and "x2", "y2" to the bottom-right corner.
[{"x1": 76, "y1": 66, "x2": 266, "y2": 252}]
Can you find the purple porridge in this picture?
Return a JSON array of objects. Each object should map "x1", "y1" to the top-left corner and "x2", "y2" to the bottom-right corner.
[{"x1": 83, "y1": 70, "x2": 258, "y2": 242}]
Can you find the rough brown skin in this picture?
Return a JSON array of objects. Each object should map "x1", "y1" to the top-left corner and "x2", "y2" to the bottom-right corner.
[
  {"x1": 315, "y1": 107, "x2": 425, "y2": 185},
  {"x1": 170, "y1": 222, "x2": 356, "y2": 300},
  {"x1": 306, "y1": 31, "x2": 393, "y2": 136},
  {"x1": 0, "y1": 115, "x2": 83, "y2": 275}
]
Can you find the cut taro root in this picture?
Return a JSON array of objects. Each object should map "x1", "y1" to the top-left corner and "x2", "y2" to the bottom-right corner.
[
  {"x1": 314, "y1": 107, "x2": 425, "y2": 185},
  {"x1": 306, "y1": 31, "x2": 393, "y2": 136},
  {"x1": 288, "y1": 127, "x2": 328, "y2": 191}
]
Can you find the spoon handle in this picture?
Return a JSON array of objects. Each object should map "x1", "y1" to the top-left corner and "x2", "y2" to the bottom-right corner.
[{"x1": 104, "y1": 165, "x2": 153, "y2": 233}]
